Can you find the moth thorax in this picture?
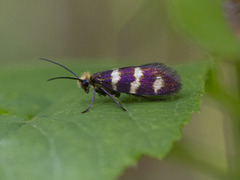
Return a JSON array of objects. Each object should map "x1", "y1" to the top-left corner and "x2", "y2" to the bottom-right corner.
[{"x1": 77, "y1": 72, "x2": 91, "y2": 87}]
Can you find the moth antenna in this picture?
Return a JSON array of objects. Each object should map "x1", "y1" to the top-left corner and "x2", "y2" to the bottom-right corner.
[
  {"x1": 39, "y1": 58, "x2": 79, "y2": 78},
  {"x1": 47, "y1": 77, "x2": 81, "y2": 81}
]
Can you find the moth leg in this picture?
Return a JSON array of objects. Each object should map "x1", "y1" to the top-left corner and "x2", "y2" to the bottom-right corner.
[
  {"x1": 100, "y1": 87, "x2": 126, "y2": 111},
  {"x1": 96, "y1": 88, "x2": 120, "y2": 98},
  {"x1": 133, "y1": 94, "x2": 167, "y2": 101},
  {"x1": 112, "y1": 91, "x2": 120, "y2": 98},
  {"x1": 95, "y1": 88, "x2": 107, "y2": 96},
  {"x1": 82, "y1": 90, "x2": 96, "y2": 113}
]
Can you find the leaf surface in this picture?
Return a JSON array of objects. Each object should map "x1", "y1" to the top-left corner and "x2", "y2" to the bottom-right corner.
[{"x1": 0, "y1": 61, "x2": 208, "y2": 180}]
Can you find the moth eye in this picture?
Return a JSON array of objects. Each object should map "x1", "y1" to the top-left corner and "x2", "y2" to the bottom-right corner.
[{"x1": 83, "y1": 80, "x2": 89, "y2": 87}]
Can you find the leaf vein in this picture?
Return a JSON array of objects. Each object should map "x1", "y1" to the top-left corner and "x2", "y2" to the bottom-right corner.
[{"x1": 30, "y1": 123, "x2": 62, "y2": 180}]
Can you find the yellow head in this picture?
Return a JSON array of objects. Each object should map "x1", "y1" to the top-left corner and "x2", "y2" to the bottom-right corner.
[{"x1": 77, "y1": 72, "x2": 91, "y2": 94}]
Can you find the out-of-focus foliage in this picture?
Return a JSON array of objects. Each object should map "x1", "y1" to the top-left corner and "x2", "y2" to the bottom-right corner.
[{"x1": 168, "y1": 0, "x2": 240, "y2": 59}]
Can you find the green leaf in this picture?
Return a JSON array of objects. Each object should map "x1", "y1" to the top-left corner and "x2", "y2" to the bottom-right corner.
[
  {"x1": 0, "y1": 61, "x2": 208, "y2": 180},
  {"x1": 168, "y1": 0, "x2": 240, "y2": 58}
]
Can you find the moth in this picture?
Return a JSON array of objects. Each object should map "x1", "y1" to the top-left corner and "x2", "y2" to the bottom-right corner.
[{"x1": 40, "y1": 58, "x2": 181, "y2": 113}]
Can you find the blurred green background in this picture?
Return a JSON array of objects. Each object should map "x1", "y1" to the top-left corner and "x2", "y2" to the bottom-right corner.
[
  {"x1": 0, "y1": 0, "x2": 204, "y2": 65},
  {"x1": 1, "y1": 0, "x2": 240, "y2": 180}
]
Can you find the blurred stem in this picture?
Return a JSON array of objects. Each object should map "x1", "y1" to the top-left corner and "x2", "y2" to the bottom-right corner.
[
  {"x1": 207, "y1": 62, "x2": 240, "y2": 117},
  {"x1": 237, "y1": 61, "x2": 240, "y2": 97},
  {"x1": 206, "y1": 60, "x2": 240, "y2": 179},
  {"x1": 234, "y1": 60, "x2": 240, "y2": 178}
]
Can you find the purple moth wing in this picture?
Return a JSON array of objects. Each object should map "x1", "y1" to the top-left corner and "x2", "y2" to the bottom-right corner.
[
  {"x1": 136, "y1": 63, "x2": 181, "y2": 95},
  {"x1": 90, "y1": 67, "x2": 135, "y2": 93},
  {"x1": 91, "y1": 69, "x2": 114, "y2": 91},
  {"x1": 90, "y1": 63, "x2": 181, "y2": 95}
]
